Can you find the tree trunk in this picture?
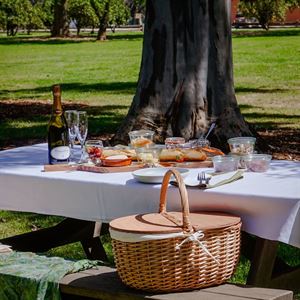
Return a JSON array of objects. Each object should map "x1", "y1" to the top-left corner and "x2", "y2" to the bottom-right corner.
[
  {"x1": 51, "y1": 0, "x2": 69, "y2": 37},
  {"x1": 96, "y1": 1, "x2": 109, "y2": 41},
  {"x1": 112, "y1": 0, "x2": 254, "y2": 152}
]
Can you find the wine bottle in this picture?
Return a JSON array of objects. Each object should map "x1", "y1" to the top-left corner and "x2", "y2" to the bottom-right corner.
[{"x1": 47, "y1": 85, "x2": 70, "y2": 164}]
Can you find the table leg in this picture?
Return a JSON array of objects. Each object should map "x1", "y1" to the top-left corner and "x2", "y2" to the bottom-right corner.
[
  {"x1": 242, "y1": 232, "x2": 300, "y2": 291},
  {"x1": 0, "y1": 218, "x2": 108, "y2": 261},
  {"x1": 81, "y1": 222, "x2": 108, "y2": 261}
]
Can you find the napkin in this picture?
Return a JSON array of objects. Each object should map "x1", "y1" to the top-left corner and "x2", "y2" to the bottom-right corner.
[
  {"x1": 170, "y1": 170, "x2": 244, "y2": 189},
  {"x1": 0, "y1": 243, "x2": 12, "y2": 254}
]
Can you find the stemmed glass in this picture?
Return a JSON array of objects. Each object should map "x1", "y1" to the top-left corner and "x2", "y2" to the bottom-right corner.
[
  {"x1": 65, "y1": 110, "x2": 78, "y2": 163},
  {"x1": 76, "y1": 111, "x2": 88, "y2": 163}
]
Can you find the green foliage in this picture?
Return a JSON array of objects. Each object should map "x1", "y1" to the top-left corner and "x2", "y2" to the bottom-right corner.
[
  {"x1": 0, "y1": 0, "x2": 131, "y2": 37},
  {"x1": 285, "y1": 0, "x2": 300, "y2": 8},
  {"x1": 90, "y1": 0, "x2": 130, "y2": 39},
  {"x1": 0, "y1": 0, "x2": 31, "y2": 35},
  {"x1": 69, "y1": 0, "x2": 97, "y2": 34},
  {"x1": 40, "y1": 0, "x2": 54, "y2": 29},
  {"x1": 239, "y1": 0, "x2": 286, "y2": 30},
  {"x1": 0, "y1": 0, "x2": 46, "y2": 35},
  {"x1": 26, "y1": 3, "x2": 45, "y2": 34},
  {"x1": 133, "y1": 0, "x2": 146, "y2": 14},
  {"x1": 109, "y1": 0, "x2": 130, "y2": 27}
]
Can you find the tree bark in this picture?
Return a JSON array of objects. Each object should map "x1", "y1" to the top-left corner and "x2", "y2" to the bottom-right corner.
[
  {"x1": 96, "y1": 1, "x2": 109, "y2": 41},
  {"x1": 51, "y1": 0, "x2": 70, "y2": 37},
  {"x1": 112, "y1": 0, "x2": 254, "y2": 152}
]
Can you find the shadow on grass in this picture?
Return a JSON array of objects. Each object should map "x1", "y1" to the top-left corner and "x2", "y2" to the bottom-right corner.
[
  {"x1": 235, "y1": 87, "x2": 288, "y2": 93},
  {"x1": 0, "y1": 82, "x2": 137, "y2": 100},
  {"x1": 0, "y1": 103, "x2": 127, "y2": 147},
  {"x1": 0, "y1": 32, "x2": 143, "y2": 45},
  {"x1": 232, "y1": 28, "x2": 300, "y2": 38},
  {"x1": 239, "y1": 107, "x2": 300, "y2": 129},
  {"x1": 107, "y1": 33, "x2": 144, "y2": 40}
]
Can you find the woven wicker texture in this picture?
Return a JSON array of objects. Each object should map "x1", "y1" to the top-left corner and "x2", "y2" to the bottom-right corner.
[{"x1": 111, "y1": 169, "x2": 241, "y2": 292}]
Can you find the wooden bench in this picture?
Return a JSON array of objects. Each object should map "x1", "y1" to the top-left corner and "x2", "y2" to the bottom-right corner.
[{"x1": 60, "y1": 265, "x2": 294, "y2": 300}]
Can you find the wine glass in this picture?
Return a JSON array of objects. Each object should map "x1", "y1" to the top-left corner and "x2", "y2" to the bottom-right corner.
[
  {"x1": 76, "y1": 111, "x2": 88, "y2": 163},
  {"x1": 65, "y1": 110, "x2": 78, "y2": 162}
]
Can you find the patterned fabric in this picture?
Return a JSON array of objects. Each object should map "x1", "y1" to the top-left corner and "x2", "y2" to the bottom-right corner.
[{"x1": 0, "y1": 251, "x2": 101, "y2": 300}]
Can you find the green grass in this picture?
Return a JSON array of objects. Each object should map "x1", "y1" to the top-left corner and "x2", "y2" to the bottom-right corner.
[
  {"x1": 232, "y1": 29, "x2": 300, "y2": 131},
  {"x1": 0, "y1": 32, "x2": 141, "y2": 105},
  {"x1": 0, "y1": 29, "x2": 299, "y2": 146},
  {"x1": 0, "y1": 29, "x2": 300, "y2": 295}
]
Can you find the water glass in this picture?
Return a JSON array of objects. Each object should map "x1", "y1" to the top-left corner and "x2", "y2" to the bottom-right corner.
[
  {"x1": 65, "y1": 110, "x2": 78, "y2": 162},
  {"x1": 76, "y1": 111, "x2": 88, "y2": 163}
]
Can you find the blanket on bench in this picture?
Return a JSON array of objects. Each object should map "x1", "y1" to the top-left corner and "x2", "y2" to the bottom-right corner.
[{"x1": 0, "y1": 251, "x2": 101, "y2": 300}]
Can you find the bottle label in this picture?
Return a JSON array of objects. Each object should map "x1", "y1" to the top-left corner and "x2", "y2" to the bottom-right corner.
[{"x1": 50, "y1": 146, "x2": 70, "y2": 160}]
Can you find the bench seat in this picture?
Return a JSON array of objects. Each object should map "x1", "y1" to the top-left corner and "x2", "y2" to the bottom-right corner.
[{"x1": 60, "y1": 265, "x2": 293, "y2": 300}]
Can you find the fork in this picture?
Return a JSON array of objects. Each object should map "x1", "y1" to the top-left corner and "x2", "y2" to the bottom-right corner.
[
  {"x1": 197, "y1": 172, "x2": 205, "y2": 184},
  {"x1": 197, "y1": 172, "x2": 211, "y2": 185}
]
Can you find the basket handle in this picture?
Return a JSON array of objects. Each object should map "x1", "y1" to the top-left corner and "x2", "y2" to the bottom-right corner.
[{"x1": 159, "y1": 169, "x2": 193, "y2": 233}]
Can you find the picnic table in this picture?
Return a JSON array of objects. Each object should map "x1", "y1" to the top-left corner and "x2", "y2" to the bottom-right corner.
[{"x1": 0, "y1": 143, "x2": 299, "y2": 291}]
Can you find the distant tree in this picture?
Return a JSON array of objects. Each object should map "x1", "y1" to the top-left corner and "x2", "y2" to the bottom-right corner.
[
  {"x1": 109, "y1": 0, "x2": 130, "y2": 29},
  {"x1": 51, "y1": 0, "x2": 69, "y2": 36},
  {"x1": 69, "y1": 0, "x2": 97, "y2": 35},
  {"x1": 26, "y1": 2, "x2": 45, "y2": 34},
  {"x1": 286, "y1": 0, "x2": 300, "y2": 8},
  {"x1": 126, "y1": 0, "x2": 145, "y2": 20},
  {"x1": 0, "y1": 0, "x2": 31, "y2": 36},
  {"x1": 90, "y1": 0, "x2": 109, "y2": 40},
  {"x1": 90, "y1": 0, "x2": 130, "y2": 41},
  {"x1": 40, "y1": 0, "x2": 54, "y2": 30},
  {"x1": 239, "y1": 0, "x2": 300, "y2": 30},
  {"x1": 0, "y1": 8, "x2": 6, "y2": 31}
]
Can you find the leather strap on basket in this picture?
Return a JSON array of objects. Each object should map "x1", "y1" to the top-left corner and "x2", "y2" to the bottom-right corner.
[{"x1": 159, "y1": 169, "x2": 193, "y2": 233}]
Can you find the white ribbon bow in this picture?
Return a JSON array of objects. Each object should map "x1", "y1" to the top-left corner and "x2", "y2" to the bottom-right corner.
[{"x1": 175, "y1": 231, "x2": 220, "y2": 265}]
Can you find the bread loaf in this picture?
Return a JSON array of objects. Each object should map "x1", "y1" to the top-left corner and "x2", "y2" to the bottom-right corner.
[
  {"x1": 102, "y1": 149, "x2": 137, "y2": 160},
  {"x1": 181, "y1": 149, "x2": 207, "y2": 161},
  {"x1": 159, "y1": 149, "x2": 184, "y2": 162},
  {"x1": 159, "y1": 148, "x2": 207, "y2": 162}
]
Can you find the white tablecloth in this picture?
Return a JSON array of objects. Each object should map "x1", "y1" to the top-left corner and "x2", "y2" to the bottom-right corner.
[{"x1": 0, "y1": 143, "x2": 299, "y2": 248}]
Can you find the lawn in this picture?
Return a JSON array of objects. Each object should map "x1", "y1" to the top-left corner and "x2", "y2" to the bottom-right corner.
[{"x1": 0, "y1": 29, "x2": 300, "y2": 292}]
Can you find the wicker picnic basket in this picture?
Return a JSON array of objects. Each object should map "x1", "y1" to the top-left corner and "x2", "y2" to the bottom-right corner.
[{"x1": 109, "y1": 169, "x2": 241, "y2": 292}]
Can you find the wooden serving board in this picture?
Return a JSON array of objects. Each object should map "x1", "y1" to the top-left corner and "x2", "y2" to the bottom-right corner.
[
  {"x1": 43, "y1": 163, "x2": 145, "y2": 173},
  {"x1": 43, "y1": 160, "x2": 212, "y2": 173}
]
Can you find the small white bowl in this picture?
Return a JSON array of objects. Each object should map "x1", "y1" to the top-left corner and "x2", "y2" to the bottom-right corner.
[{"x1": 132, "y1": 168, "x2": 189, "y2": 184}]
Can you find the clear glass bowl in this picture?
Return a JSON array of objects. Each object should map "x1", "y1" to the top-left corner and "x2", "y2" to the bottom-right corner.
[
  {"x1": 128, "y1": 130, "x2": 154, "y2": 148},
  {"x1": 165, "y1": 137, "x2": 185, "y2": 149},
  {"x1": 227, "y1": 137, "x2": 256, "y2": 155},
  {"x1": 135, "y1": 146, "x2": 162, "y2": 167},
  {"x1": 188, "y1": 138, "x2": 210, "y2": 148},
  {"x1": 85, "y1": 140, "x2": 104, "y2": 164},
  {"x1": 242, "y1": 154, "x2": 272, "y2": 172},
  {"x1": 212, "y1": 155, "x2": 240, "y2": 173}
]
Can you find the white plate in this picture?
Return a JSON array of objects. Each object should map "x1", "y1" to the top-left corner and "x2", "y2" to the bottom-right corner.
[{"x1": 132, "y1": 167, "x2": 190, "y2": 184}]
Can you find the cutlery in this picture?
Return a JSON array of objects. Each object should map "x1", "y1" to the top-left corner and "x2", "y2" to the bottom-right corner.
[
  {"x1": 204, "y1": 122, "x2": 216, "y2": 140},
  {"x1": 197, "y1": 172, "x2": 211, "y2": 185},
  {"x1": 170, "y1": 170, "x2": 244, "y2": 189}
]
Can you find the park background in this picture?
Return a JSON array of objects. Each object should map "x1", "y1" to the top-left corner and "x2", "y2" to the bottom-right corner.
[{"x1": 0, "y1": 0, "x2": 299, "y2": 294}]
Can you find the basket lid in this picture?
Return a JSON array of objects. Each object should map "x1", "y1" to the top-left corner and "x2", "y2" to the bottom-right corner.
[{"x1": 109, "y1": 211, "x2": 241, "y2": 234}]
